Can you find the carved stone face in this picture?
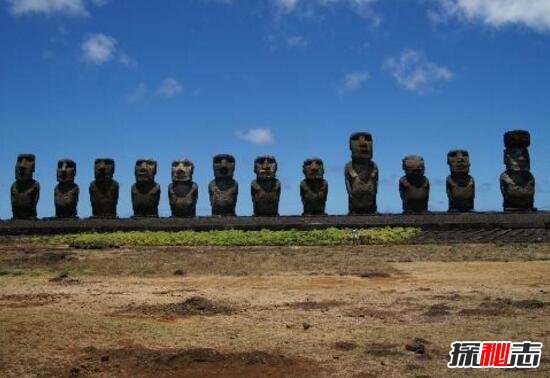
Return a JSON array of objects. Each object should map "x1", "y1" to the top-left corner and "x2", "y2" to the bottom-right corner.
[
  {"x1": 303, "y1": 158, "x2": 324, "y2": 180},
  {"x1": 94, "y1": 158, "x2": 115, "y2": 182},
  {"x1": 349, "y1": 132, "x2": 373, "y2": 160},
  {"x1": 213, "y1": 154, "x2": 235, "y2": 179},
  {"x1": 135, "y1": 159, "x2": 157, "y2": 182},
  {"x1": 447, "y1": 150, "x2": 470, "y2": 174},
  {"x1": 57, "y1": 159, "x2": 76, "y2": 184},
  {"x1": 172, "y1": 159, "x2": 194, "y2": 182},
  {"x1": 505, "y1": 148, "x2": 530, "y2": 172},
  {"x1": 403, "y1": 156, "x2": 425, "y2": 177},
  {"x1": 254, "y1": 156, "x2": 277, "y2": 180},
  {"x1": 15, "y1": 154, "x2": 36, "y2": 181}
]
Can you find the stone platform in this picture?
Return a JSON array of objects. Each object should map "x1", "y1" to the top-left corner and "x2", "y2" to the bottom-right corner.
[{"x1": 1, "y1": 212, "x2": 549, "y2": 236}]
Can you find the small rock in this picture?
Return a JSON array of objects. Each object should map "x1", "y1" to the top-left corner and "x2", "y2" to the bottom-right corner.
[
  {"x1": 302, "y1": 322, "x2": 311, "y2": 330},
  {"x1": 173, "y1": 269, "x2": 186, "y2": 276}
]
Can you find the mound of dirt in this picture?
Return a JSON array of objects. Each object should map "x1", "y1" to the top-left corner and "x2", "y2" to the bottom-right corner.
[
  {"x1": 513, "y1": 299, "x2": 545, "y2": 309},
  {"x1": 366, "y1": 343, "x2": 404, "y2": 357},
  {"x1": 333, "y1": 341, "x2": 357, "y2": 351},
  {"x1": 70, "y1": 240, "x2": 119, "y2": 250},
  {"x1": 131, "y1": 296, "x2": 234, "y2": 317},
  {"x1": 59, "y1": 347, "x2": 320, "y2": 378},
  {"x1": 458, "y1": 297, "x2": 545, "y2": 317},
  {"x1": 0, "y1": 293, "x2": 69, "y2": 308},
  {"x1": 422, "y1": 303, "x2": 451, "y2": 317},
  {"x1": 49, "y1": 272, "x2": 80, "y2": 285},
  {"x1": 405, "y1": 338, "x2": 429, "y2": 355},
  {"x1": 358, "y1": 271, "x2": 391, "y2": 278}
]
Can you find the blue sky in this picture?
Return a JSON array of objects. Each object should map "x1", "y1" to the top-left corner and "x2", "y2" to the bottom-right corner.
[{"x1": 1, "y1": 0, "x2": 550, "y2": 217}]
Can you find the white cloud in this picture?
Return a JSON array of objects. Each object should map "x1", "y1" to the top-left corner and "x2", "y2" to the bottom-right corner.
[
  {"x1": 81, "y1": 33, "x2": 136, "y2": 67},
  {"x1": 156, "y1": 78, "x2": 183, "y2": 97},
  {"x1": 6, "y1": 0, "x2": 88, "y2": 16},
  {"x1": 118, "y1": 52, "x2": 137, "y2": 68},
  {"x1": 384, "y1": 49, "x2": 453, "y2": 94},
  {"x1": 430, "y1": 0, "x2": 550, "y2": 32},
  {"x1": 339, "y1": 71, "x2": 369, "y2": 94},
  {"x1": 81, "y1": 33, "x2": 117, "y2": 64},
  {"x1": 125, "y1": 82, "x2": 148, "y2": 104},
  {"x1": 235, "y1": 128, "x2": 275, "y2": 145},
  {"x1": 274, "y1": 0, "x2": 299, "y2": 13},
  {"x1": 272, "y1": 0, "x2": 380, "y2": 24},
  {"x1": 287, "y1": 35, "x2": 308, "y2": 47}
]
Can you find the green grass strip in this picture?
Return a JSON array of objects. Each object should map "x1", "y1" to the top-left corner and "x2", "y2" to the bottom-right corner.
[{"x1": 25, "y1": 227, "x2": 420, "y2": 247}]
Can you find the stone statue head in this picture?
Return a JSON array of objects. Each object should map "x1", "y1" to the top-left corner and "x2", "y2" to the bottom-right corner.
[
  {"x1": 504, "y1": 148, "x2": 530, "y2": 172},
  {"x1": 504, "y1": 130, "x2": 530, "y2": 149},
  {"x1": 447, "y1": 150, "x2": 470, "y2": 174},
  {"x1": 57, "y1": 159, "x2": 77, "y2": 184},
  {"x1": 172, "y1": 159, "x2": 194, "y2": 182},
  {"x1": 94, "y1": 158, "x2": 115, "y2": 182},
  {"x1": 403, "y1": 155, "x2": 425, "y2": 177},
  {"x1": 504, "y1": 130, "x2": 531, "y2": 172},
  {"x1": 349, "y1": 132, "x2": 373, "y2": 160},
  {"x1": 135, "y1": 158, "x2": 157, "y2": 182},
  {"x1": 15, "y1": 154, "x2": 36, "y2": 182},
  {"x1": 213, "y1": 154, "x2": 235, "y2": 179},
  {"x1": 303, "y1": 158, "x2": 324, "y2": 180},
  {"x1": 254, "y1": 155, "x2": 277, "y2": 180}
]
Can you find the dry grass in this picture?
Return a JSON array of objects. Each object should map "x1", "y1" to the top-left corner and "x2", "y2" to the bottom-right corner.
[{"x1": 0, "y1": 242, "x2": 549, "y2": 377}]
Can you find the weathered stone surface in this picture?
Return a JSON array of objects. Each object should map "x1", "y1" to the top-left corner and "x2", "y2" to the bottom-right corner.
[
  {"x1": 446, "y1": 150, "x2": 475, "y2": 212},
  {"x1": 11, "y1": 154, "x2": 40, "y2": 220},
  {"x1": 345, "y1": 132, "x2": 378, "y2": 215},
  {"x1": 209, "y1": 154, "x2": 238, "y2": 216},
  {"x1": 500, "y1": 130, "x2": 535, "y2": 212},
  {"x1": 131, "y1": 159, "x2": 160, "y2": 218},
  {"x1": 301, "y1": 158, "x2": 328, "y2": 216},
  {"x1": 169, "y1": 159, "x2": 198, "y2": 217},
  {"x1": 89, "y1": 158, "x2": 119, "y2": 218},
  {"x1": 55, "y1": 159, "x2": 79, "y2": 218},
  {"x1": 399, "y1": 155, "x2": 429, "y2": 213},
  {"x1": 251, "y1": 155, "x2": 280, "y2": 217}
]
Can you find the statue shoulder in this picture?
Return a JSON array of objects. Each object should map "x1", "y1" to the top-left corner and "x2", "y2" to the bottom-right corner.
[{"x1": 344, "y1": 162, "x2": 356, "y2": 178}]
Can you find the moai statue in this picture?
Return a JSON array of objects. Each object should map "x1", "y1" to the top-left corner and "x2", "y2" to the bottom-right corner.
[
  {"x1": 11, "y1": 154, "x2": 40, "y2": 220},
  {"x1": 209, "y1": 154, "x2": 238, "y2": 216},
  {"x1": 131, "y1": 158, "x2": 160, "y2": 217},
  {"x1": 89, "y1": 158, "x2": 119, "y2": 218},
  {"x1": 300, "y1": 158, "x2": 328, "y2": 216},
  {"x1": 500, "y1": 130, "x2": 536, "y2": 211},
  {"x1": 344, "y1": 132, "x2": 379, "y2": 215},
  {"x1": 399, "y1": 155, "x2": 429, "y2": 213},
  {"x1": 251, "y1": 155, "x2": 281, "y2": 217},
  {"x1": 446, "y1": 150, "x2": 475, "y2": 212},
  {"x1": 55, "y1": 159, "x2": 79, "y2": 218},
  {"x1": 169, "y1": 159, "x2": 198, "y2": 217}
]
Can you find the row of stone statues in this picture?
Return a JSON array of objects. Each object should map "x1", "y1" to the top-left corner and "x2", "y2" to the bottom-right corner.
[{"x1": 9, "y1": 130, "x2": 536, "y2": 219}]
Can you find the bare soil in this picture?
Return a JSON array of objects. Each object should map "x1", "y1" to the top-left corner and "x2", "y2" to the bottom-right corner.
[{"x1": 0, "y1": 243, "x2": 549, "y2": 377}]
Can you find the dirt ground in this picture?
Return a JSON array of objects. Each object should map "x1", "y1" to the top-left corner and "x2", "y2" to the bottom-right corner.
[{"x1": 0, "y1": 243, "x2": 549, "y2": 377}]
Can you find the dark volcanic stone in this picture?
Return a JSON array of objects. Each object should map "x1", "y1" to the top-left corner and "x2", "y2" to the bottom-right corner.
[
  {"x1": 345, "y1": 132, "x2": 378, "y2": 215},
  {"x1": 89, "y1": 158, "x2": 119, "y2": 218},
  {"x1": 169, "y1": 159, "x2": 198, "y2": 217},
  {"x1": 301, "y1": 158, "x2": 328, "y2": 216},
  {"x1": 11, "y1": 154, "x2": 40, "y2": 220},
  {"x1": 400, "y1": 155, "x2": 429, "y2": 213}
]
